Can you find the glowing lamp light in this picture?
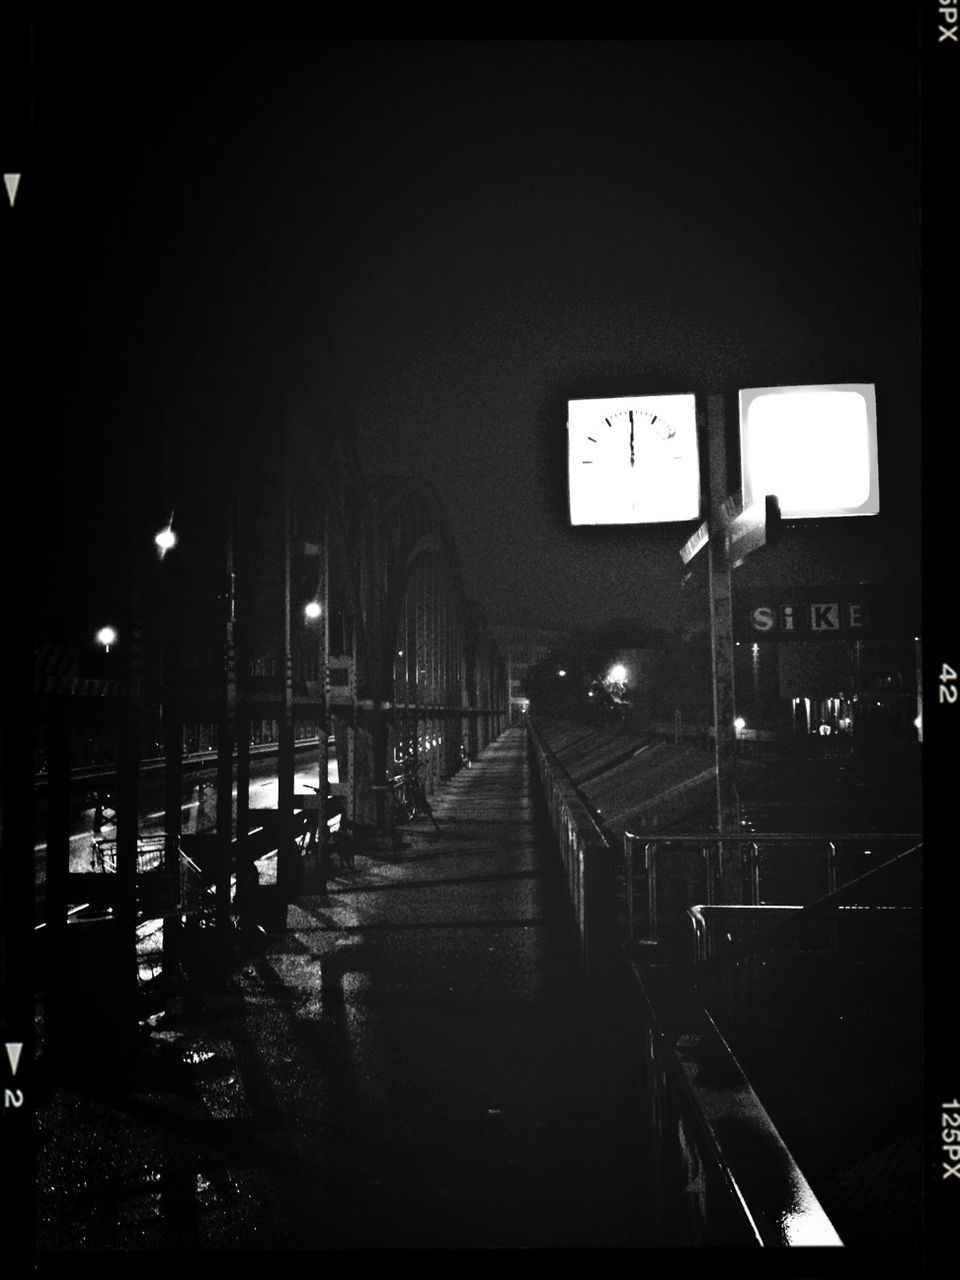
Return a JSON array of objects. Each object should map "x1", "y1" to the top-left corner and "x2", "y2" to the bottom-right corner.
[
  {"x1": 155, "y1": 525, "x2": 177, "y2": 555},
  {"x1": 739, "y1": 384, "x2": 879, "y2": 517},
  {"x1": 608, "y1": 663, "x2": 627, "y2": 684},
  {"x1": 304, "y1": 601, "x2": 322, "y2": 621},
  {"x1": 558, "y1": 669, "x2": 567, "y2": 677},
  {"x1": 734, "y1": 717, "x2": 746, "y2": 733},
  {"x1": 96, "y1": 626, "x2": 117, "y2": 652}
]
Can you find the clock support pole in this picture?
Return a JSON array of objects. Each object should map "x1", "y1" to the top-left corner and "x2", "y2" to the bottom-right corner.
[{"x1": 705, "y1": 395, "x2": 742, "y2": 856}]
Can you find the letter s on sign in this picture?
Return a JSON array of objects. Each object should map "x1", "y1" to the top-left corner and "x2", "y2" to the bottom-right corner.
[{"x1": 752, "y1": 607, "x2": 775, "y2": 632}]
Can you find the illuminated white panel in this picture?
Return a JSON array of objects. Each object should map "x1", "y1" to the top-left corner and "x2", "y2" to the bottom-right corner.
[
  {"x1": 568, "y1": 393, "x2": 700, "y2": 525},
  {"x1": 739, "y1": 384, "x2": 879, "y2": 518}
]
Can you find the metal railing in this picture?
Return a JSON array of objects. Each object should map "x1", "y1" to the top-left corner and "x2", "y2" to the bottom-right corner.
[
  {"x1": 527, "y1": 718, "x2": 618, "y2": 981},
  {"x1": 528, "y1": 717, "x2": 922, "y2": 1247},
  {"x1": 623, "y1": 831, "x2": 921, "y2": 946},
  {"x1": 678, "y1": 847, "x2": 924, "y2": 1248}
]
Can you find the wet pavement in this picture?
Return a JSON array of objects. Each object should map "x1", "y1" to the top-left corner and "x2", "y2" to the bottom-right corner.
[{"x1": 33, "y1": 729, "x2": 655, "y2": 1254}]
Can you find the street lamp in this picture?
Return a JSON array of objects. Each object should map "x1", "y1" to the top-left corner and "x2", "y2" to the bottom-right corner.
[
  {"x1": 154, "y1": 525, "x2": 177, "y2": 558},
  {"x1": 96, "y1": 625, "x2": 117, "y2": 653},
  {"x1": 155, "y1": 509, "x2": 178, "y2": 560},
  {"x1": 304, "y1": 600, "x2": 322, "y2": 621}
]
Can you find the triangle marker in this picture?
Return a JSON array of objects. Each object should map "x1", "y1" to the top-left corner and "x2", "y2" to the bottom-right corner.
[
  {"x1": 4, "y1": 174, "x2": 22, "y2": 207},
  {"x1": 5, "y1": 1042, "x2": 23, "y2": 1076}
]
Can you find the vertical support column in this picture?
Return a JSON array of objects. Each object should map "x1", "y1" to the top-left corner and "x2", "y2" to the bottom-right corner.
[
  {"x1": 318, "y1": 507, "x2": 330, "y2": 858},
  {"x1": 349, "y1": 613, "x2": 358, "y2": 827},
  {"x1": 162, "y1": 700, "x2": 183, "y2": 982},
  {"x1": 414, "y1": 567, "x2": 424, "y2": 766},
  {"x1": 215, "y1": 521, "x2": 237, "y2": 973},
  {"x1": 42, "y1": 699, "x2": 71, "y2": 1062},
  {"x1": 235, "y1": 706, "x2": 253, "y2": 919},
  {"x1": 114, "y1": 612, "x2": 143, "y2": 1042},
  {"x1": 161, "y1": 538, "x2": 184, "y2": 983},
  {"x1": 706, "y1": 394, "x2": 742, "y2": 909},
  {"x1": 277, "y1": 475, "x2": 296, "y2": 903},
  {"x1": 706, "y1": 394, "x2": 740, "y2": 850},
  {"x1": 624, "y1": 834, "x2": 636, "y2": 944},
  {"x1": 428, "y1": 563, "x2": 439, "y2": 790}
]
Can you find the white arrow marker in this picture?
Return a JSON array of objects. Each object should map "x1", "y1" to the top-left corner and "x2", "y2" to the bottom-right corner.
[
  {"x1": 5, "y1": 1043, "x2": 23, "y2": 1076},
  {"x1": 4, "y1": 174, "x2": 21, "y2": 207}
]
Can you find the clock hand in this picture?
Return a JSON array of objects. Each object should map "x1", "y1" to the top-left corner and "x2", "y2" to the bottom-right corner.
[{"x1": 629, "y1": 410, "x2": 635, "y2": 467}]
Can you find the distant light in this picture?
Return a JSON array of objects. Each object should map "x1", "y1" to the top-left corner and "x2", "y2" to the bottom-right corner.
[
  {"x1": 558, "y1": 669, "x2": 567, "y2": 677},
  {"x1": 304, "y1": 601, "x2": 322, "y2": 620},
  {"x1": 608, "y1": 664, "x2": 627, "y2": 684},
  {"x1": 398, "y1": 649, "x2": 404, "y2": 657},
  {"x1": 734, "y1": 717, "x2": 746, "y2": 732},
  {"x1": 155, "y1": 525, "x2": 177, "y2": 556},
  {"x1": 588, "y1": 691, "x2": 595, "y2": 698},
  {"x1": 913, "y1": 716, "x2": 922, "y2": 729},
  {"x1": 96, "y1": 626, "x2": 117, "y2": 652}
]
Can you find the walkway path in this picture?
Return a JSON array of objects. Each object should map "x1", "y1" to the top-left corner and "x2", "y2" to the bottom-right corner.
[{"x1": 35, "y1": 728, "x2": 654, "y2": 1253}]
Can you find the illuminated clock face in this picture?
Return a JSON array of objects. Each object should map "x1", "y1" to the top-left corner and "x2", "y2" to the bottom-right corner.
[{"x1": 567, "y1": 393, "x2": 701, "y2": 525}]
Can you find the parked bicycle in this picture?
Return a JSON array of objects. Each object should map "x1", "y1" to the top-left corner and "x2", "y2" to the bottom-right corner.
[{"x1": 390, "y1": 758, "x2": 441, "y2": 832}]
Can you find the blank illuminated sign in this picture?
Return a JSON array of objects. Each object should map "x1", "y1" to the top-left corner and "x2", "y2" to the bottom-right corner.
[
  {"x1": 739, "y1": 384, "x2": 878, "y2": 518},
  {"x1": 567, "y1": 393, "x2": 700, "y2": 525}
]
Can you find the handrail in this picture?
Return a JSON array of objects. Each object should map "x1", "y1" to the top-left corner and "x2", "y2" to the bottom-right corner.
[
  {"x1": 624, "y1": 830, "x2": 920, "y2": 941},
  {"x1": 625, "y1": 830, "x2": 921, "y2": 843},
  {"x1": 630, "y1": 948, "x2": 844, "y2": 1247},
  {"x1": 527, "y1": 717, "x2": 616, "y2": 981},
  {"x1": 34, "y1": 736, "x2": 323, "y2": 788},
  {"x1": 690, "y1": 841, "x2": 922, "y2": 981}
]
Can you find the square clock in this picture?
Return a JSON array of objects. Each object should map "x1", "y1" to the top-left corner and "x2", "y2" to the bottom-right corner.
[{"x1": 567, "y1": 393, "x2": 701, "y2": 525}]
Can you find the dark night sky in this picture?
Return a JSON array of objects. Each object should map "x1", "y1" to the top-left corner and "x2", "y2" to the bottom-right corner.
[{"x1": 31, "y1": 35, "x2": 921, "y2": 638}]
